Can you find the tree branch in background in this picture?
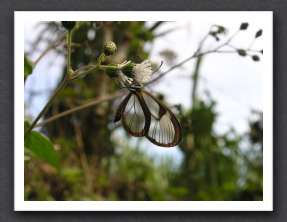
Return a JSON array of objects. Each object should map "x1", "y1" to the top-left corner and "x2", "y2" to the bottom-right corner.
[
  {"x1": 71, "y1": 112, "x2": 93, "y2": 194},
  {"x1": 34, "y1": 92, "x2": 128, "y2": 128},
  {"x1": 34, "y1": 32, "x2": 67, "y2": 67},
  {"x1": 148, "y1": 24, "x2": 262, "y2": 85}
]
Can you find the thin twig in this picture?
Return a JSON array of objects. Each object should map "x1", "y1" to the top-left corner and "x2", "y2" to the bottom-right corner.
[
  {"x1": 66, "y1": 30, "x2": 72, "y2": 76},
  {"x1": 34, "y1": 92, "x2": 128, "y2": 128},
  {"x1": 194, "y1": 25, "x2": 215, "y2": 56},
  {"x1": 148, "y1": 27, "x2": 258, "y2": 85},
  {"x1": 34, "y1": 32, "x2": 67, "y2": 67},
  {"x1": 247, "y1": 38, "x2": 256, "y2": 50}
]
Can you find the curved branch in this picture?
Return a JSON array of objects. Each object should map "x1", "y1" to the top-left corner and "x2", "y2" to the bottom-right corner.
[{"x1": 34, "y1": 32, "x2": 67, "y2": 67}]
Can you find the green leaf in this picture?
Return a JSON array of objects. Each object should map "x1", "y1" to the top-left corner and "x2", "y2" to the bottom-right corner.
[
  {"x1": 24, "y1": 121, "x2": 59, "y2": 170},
  {"x1": 24, "y1": 55, "x2": 34, "y2": 76}
]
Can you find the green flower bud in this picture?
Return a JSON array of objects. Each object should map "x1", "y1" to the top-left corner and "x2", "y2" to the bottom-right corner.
[
  {"x1": 255, "y1": 29, "x2": 263, "y2": 38},
  {"x1": 240, "y1": 23, "x2": 249, "y2": 30},
  {"x1": 104, "y1": 63, "x2": 119, "y2": 78},
  {"x1": 237, "y1": 49, "x2": 247, "y2": 56},
  {"x1": 210, "y1": 31, "x2": 220, "y2": 41},
  {"x1": 121, "y1": 62, "x2": 136, "y2": 78},
  {"x1": 103, "y1": 41, "x2": 117, "y2": 56},
  {"x1": 61, "y1": 21, "x2": 77, "y2": 31},
  {"x1": 252, "y1": 55, "x2": 260, "y2": 61},
  {"x1": 216, "y1": 25, "x2": 225, "y2": 34},
  {"x1": 210, "y1": 31, "x2": 217, "y2": 36}
]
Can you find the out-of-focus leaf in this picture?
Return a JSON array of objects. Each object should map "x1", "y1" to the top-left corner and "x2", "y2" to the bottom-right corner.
[
  {"x1": 155, "y1": 27, "x2": 181, "y2": 38},
  {"x1": 24, "y1": 121, "x2": 59, "y2": 170},
  {"x1": 148, "y1": 21, "x2": 164, "y2": 32},
  {"x1": 60, "y1": 167, "x2": 83, "y2": 182},
  {"x1": 24, "y1": 120, "x2": 31, "y2": 132},
  {"x1": 168, "y1": 187, "x2": 189, "y2": 197},
  {"x1": 24, "y1": 55, "x2": 34, "y2": 76}
]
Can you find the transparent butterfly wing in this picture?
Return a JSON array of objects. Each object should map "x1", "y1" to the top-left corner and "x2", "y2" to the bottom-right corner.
[
  {"x1": 114, "y1": 92, "x2": 150, "y2": 137},
  {"x1": 141, "y1": 90, "x2": 182, "y2": 147}
]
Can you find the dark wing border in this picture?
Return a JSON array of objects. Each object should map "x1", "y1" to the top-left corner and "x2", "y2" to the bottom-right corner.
[
  {"x1": 141, "y1": 90, "x2": 182, "y2": 147},
  {"x1": 114, "y1": 91, "x2": 151, "y2": 137}
]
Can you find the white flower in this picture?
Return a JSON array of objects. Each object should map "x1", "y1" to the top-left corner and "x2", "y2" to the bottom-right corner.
[
  {"x1": 119, "y1": 60, "x2": 131, "y2": 67},
  {"x1": 117, "y1": 61, "x2": 133, "y2": 86},
  {"x1": 132, "y1": 60, "x2": 152, "y2": 86}
]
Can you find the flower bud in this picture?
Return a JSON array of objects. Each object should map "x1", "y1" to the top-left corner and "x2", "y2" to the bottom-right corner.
[
  {"x1": 217, "y1": 25, "x2": 225, "y2": 34},
  {"x1": 237, "y1": 49, "x2": 247, "y2": 56},
  {"x1": 240, "y1": 23, "x2": 249, "y2": 30},
  {"x1": 61, "y1": 21, "x2": 77, "y2": 31},
  {"x1": 255, "y1": 29, "x2": 263, "y2": 38},
  {"x1": 103, "y1": 41, "x2": 117, "y2": 56},
  {"x1": 252, "y1": 55, "x2": 260, "y2": 61}
]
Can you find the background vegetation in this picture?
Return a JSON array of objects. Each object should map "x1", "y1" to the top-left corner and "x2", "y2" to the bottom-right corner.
[{"x1": 24, "y1": 21, "x2": 263, "y2": 201}]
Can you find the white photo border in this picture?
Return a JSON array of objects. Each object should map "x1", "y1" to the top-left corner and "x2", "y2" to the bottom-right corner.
[{"x1": 16, "y1": 11, "x2": 273, "y2": 211}]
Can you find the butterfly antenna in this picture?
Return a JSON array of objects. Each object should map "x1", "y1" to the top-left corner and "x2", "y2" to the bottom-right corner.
[
  {"x1": 136, "y1": 55, "x2": 142, "y2": 63},
  {"x1": 111, "y1": 77, "x2": 120, "y2": 89},
  {"x1": 152, "y1": 61, "x2": 163, "y2": 74}
]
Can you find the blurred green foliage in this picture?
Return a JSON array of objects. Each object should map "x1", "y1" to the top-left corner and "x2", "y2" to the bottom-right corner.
[{"x1": 24, "y1": 21, "x2": 263, "y2": 201}]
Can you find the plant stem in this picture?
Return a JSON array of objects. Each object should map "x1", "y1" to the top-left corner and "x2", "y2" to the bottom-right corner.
[
  {"x1": 97, "y1": 53, "x2": 105, "y2": 66},
  {"x1": 67, "y1": 30, "x2": 72, "y2": 76},
  {"x1": 24, "y1": 29, "x2": 75, "y2": 139},
  {"x1": 71, "y1": 65, "x2": 97, "y2": 77},
  {"x1": 24, "y1": 78, "x2": 70, "y2": 139},
  {"x1": 71, "y1": 64, "x2": 121, "y2": 80}
]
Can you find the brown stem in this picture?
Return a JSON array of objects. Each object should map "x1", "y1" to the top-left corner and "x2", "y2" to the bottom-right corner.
[
  {"x1": 34, "y1": 92, "x2": 128, "y2": 128},
  {"x1": 72, "y1": 112, "x2": 93, "y2": 194}
]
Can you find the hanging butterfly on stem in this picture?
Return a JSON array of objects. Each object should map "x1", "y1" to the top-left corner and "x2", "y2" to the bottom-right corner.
[{"x1": 111, "y1": 59, "x2": 182, "y2": 147}]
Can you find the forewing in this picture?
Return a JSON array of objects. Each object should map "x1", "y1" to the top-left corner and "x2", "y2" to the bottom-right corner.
[
  {"x1": 142, "y1": 90, "x2": 182, "y2": 147},
  {"x1": 114, "y1": 92, "x2": 150, "y2": 137}
]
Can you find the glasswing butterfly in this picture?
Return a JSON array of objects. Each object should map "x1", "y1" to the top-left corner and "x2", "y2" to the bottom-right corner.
[{"x1": 113, "y1": 82, "x2": 182, "y2": 147}]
